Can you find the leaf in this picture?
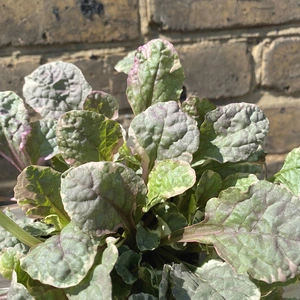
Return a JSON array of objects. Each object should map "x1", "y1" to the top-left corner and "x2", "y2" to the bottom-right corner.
[
  {"x1": 14, "y1": 166, "x2": 69, "y2": 230},
  {"x1": 26, "y1": 118, "x2": 59, "y2": 162},
  {"x1": 0, "y1": 248, "x2": 20, "y2": 279},
  {"x1": 7, "y1": 271, "x2": 35, "y2": 300},
  {"x1": 196, "y1": 103, "x2": 269, "y2": 163},
  {"x1": 274, "y1": 147, "x2": 300, "y2": 196},
  {"x1": 0, "y1": 91, "x2": 31, "y2": 171},
  {"x1": 127, "y1": 39, "x2": 184, "y2": 115},
  {"x1": 178, "y1": 181, "x2": 300, "y2": 283},
  {"x1": 65, "y1": 237, "x2": 118, "y2": 299},
  {"x1": 153, "y1": 202, "x2": 188, "y2": 237},
  {"x1": 146, "y1": 160, "x2": 196, "y2": 211},
  {"x1": 170, "y1": 260, "x2": 260, "y2": 299},
  {"x1": 115, "y1": 50, "x2": 136, "y2": 74},
  {"x1": 115, "y1": 249, "x2": 142, "y2": 284},
  {"x1": 20, "y1": 222, "x2": 98, "y2": 288},
  {"x1": 129, "y1": 293, "x2": 158, "y2": 300},
  {"x1": 195, "y1": 159, "x2": 264, "y2": 179},
  {"x1": 181, "y1": 96, "x2": 216, "y2": 128},
  {"x1": 195, "y1": 170, "x2": 222, "y2": 209},
  {"x1": 128, "y1": 101, "x2": 199, "y2": 177},
  {"x1": 61, "y1": 162, "x2": 147, "y2": 236},
  {"x1": 23, "y1": 61, "x2": 92, "y2": 119},
  {"x1": 136, "y1": 223, "x2": 160, "y2": 252},
  {"x1": 221, "y1": 173, "x2": 259, "y2": 192},
  {"x1": 83, "y1": 91, "x2": 119, "y2": 119},
  {"x1": 57, "y1": 110, "x2": 124, "y2": 166}
]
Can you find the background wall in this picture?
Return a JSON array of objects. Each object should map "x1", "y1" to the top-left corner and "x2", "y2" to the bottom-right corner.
[{"x1": 1, "y1": 0, "x2": 300, "y2": 198}]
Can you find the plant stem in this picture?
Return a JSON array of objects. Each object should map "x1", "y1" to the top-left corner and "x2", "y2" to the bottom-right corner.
[{"x1": 0, "y1": 210, "x2": 41, "y2": 247}]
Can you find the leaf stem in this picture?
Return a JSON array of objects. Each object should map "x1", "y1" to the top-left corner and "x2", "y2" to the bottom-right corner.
[{"x1": 0, "y1": 210, "x2": 41, "y2": 247}]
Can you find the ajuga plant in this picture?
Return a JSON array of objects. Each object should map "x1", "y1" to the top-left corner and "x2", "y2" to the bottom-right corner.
[{"x1": 0, "y1": 39, "x2": 299, "y2": 299}]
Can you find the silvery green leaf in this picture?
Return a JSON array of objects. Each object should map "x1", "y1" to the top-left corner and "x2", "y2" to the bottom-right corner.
[
  {"x1": 7, "y1": 271, "x2": 35, "y2": 300},
  {"x1": 61, "y1": 162, "x2": 147, "y2": 236},
  {"x1": 14, "y1": 166, "x2": 69, "y2": 230},
  {"x1": 114, "y1": 50, "x2": 136, "y2": 74},
  {"x1": 0, "y1": 91, "x2": 31, "y2": 170},
  {"x1": 83, "y1": 91, "x2": 119, "y2": 120},
  {"x1": 57, "y1": 110, "x2": 124, "y2": 166},
  {"x1": 127, "y1": 39, "x2": 184, "y2": 115},
  {"x1": 115, "y1": 249, "x2": 141, "y2": 284},
  {"x1": 197, "y1": 103, "x2": 269, "y2": 163},
  {"x1": 136, "y1": 223, "x2": 160, "y2": 251},
  {"x1": 153, "y1": 202, "x2": 188, "y2": 237},
  {"x1": 66, "y1": 238, "x2": 118, "y2": 299},
  {"x1": 128, "y1": 101, "x2": 199, "y2": 177},
  {"x1": 23, "y1": 61, "x2": 92, "y2": 119},
  {"x1": 178, "y1": 181, "x2": 300, "y2": 283},
  {"x1": 146, "y1": 159, "x2": 196, "y2": 211},
  {"x1": 274, "y1": 147, "x2": 300, "y2": 196},
  {"x1": 170, "y1": 261, "x2": 260, "y2": 299},
  {"x1": 195, "y1": 170, "x2": 222, "y2": 209},
  {"x1": 26, "y1": 118, "x2": 59, "y2": 162},
  {"x1": 181, "y1": 96, "x2": 216, "y2": 127},
  {"x1": 20, "y1": 223, "x2": 98, "y2": 288},
  {"x1": 222, "y1": 173, "x2": 259, "y2": 192}
]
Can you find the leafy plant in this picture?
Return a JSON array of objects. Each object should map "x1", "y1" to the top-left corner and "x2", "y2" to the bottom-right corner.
[{"x1": 0, "y1": 38, "x2": 299, "y2": 299}]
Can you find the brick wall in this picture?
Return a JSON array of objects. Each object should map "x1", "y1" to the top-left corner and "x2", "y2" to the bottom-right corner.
[{"x1": 1, "y1": 0, "x2": 300, "y2": 192}]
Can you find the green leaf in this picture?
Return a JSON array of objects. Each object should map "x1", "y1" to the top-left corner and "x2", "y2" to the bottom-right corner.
[
  {"x1": 115, "y1": 50, "x2": 136, "y2": 74},
  {"x1": 181, "y1": 96, "x2": 216, "y2": 128},
  {"x1": 177, "y1": 181, "x2": 300, "y2": 283},
  {"x1": 274, "y1": 147, "x2": 300, "y2": 196},
  {"x1": 195, "y1": 170, "x2": 222, "y2": 209},
  {"x1": 222, "y1": 173, "x2": 259, "y2": 192},
  {"x1": 146, "y1": 159, "x2": 196, "y2": 211},
  {"x1": 153, "y1": 202, "x2": 188, "y2": 236},
  {"x1": 196, "y1": 103, "x2": 269, "y2": 163},
  {"x1": 23, "y1": 61, "x2": 92, "y2": 119},
  {"x1": 57, "y1": 110, "x2": 124, "y2": 166},
  {"x1": 14, "y1": 166, "x2": 69, "y2": 230},
  {"x1": 83, "y1": 91, "x2": 119, "y2": 119},
  {"x1": 136, "y1": 223, "x2": 160, "y2": 252},
  {"x1": 7, "y1": 271, "x2": 35, "y2": 300},
  {"x1": 65, "y1": 237, "x2": 118, "y2": 299},
  {"x1": 26, "y1": 119, "x2": 59, "y2": 162},
  {"x1": 115, "y1": 249, "x2": 142, "y2": 284},
  {"x1": 61, "y1": 162, "x2": 147, "y2": 236},
  {"x1": 127, "y1": 39, "x2": 184, "y2": 115},
  {"x1": 170, "y1": 260, "x2": 260, "y2": 299},
  {"x1": 128, "y1": 101, "x2": 199, "y2": 177},
  {"x1": 0, "y1": 91, "x2": 31, "y2": 171},
  {"x1": 129, "y1": 293, "x2": 158, "y2": 300},
  {"x1": 0, "y1": 248, "x2": 20, "y2": 279},
  {"x1": 20, "y1": 222, "x2": 98, "y2": 288}
]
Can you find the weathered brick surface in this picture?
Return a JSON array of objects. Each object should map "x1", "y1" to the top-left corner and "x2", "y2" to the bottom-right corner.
[
  {"x1": 177, "y1": 42, "x2": 252, "y2": 99},
  {"x1": 262, "y1": 37, "x2": 300, "y2": 94},
  {"x1": 262, "y1": 105, "x2": 300, "y2": 154},
  {"x1": 147, "y1": 0, "x2": 300, "y2": 31},
  {"x1": 0, "y1": 55, "x2": 41, "y2": 97},
  {"x1": 0, "y1": 0, "x2": 139, "y2": 46}
]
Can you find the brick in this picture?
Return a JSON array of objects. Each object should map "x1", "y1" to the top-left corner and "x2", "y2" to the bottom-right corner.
[
  {"x1": 262, "y1": 37, "x2": 300, "y2": 94},
  {"x1": 177, "y1": 42, "x2": 251, "y2": 99},
  {"x1": 265, "y1": 153, "x2": 287, "y2": 178},
  {"x1": 0, "y1": 0, "x2": 138, "y2": 46},
  {"x1": 147, "y1": 0, "x2": 300, "y2": 31},
  {"x1": 0, "y1": 55, "x2": 41, "y2": 98},
  {"x1": 262, "y1": 105, "x2": 300, "y2": 154}
]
